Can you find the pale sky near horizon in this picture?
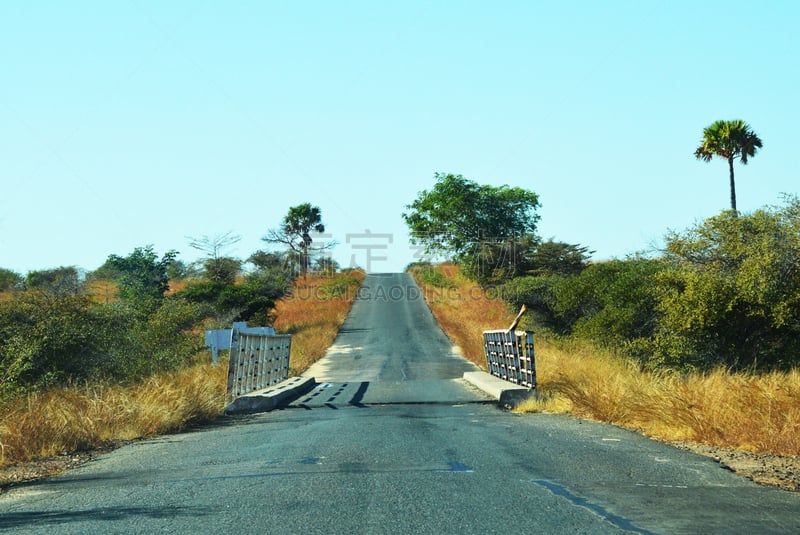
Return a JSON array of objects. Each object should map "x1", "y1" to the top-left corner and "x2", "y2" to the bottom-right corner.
[{"x1": 2, "y1": 1, "x2": 798, "y2": 275}]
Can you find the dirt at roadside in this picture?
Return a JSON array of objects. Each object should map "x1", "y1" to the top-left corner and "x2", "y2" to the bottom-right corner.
[
  {"x1": 0, "y1": 441, "x2": 131, "y2": 495},
  {"x1": 673, "y1": 442, "x2": 800, "y2": 492},
  {"x1": 2, "y1": 441, "x2": 799, "y2": 495}
]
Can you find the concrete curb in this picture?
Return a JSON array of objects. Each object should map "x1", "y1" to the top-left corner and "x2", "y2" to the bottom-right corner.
[
  {"x1": 224, "y1": 376, "x2": 316, "y2": 415},
  {"x1": 463, "y1": 371, "x2": 536, "y2": 408}
]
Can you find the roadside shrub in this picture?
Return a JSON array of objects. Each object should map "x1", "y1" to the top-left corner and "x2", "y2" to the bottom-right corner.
[
  {"x1": 0, "y1": 268, "x2": 23, "y2": 292},
  {"x1": 497, "y1": 275, "x2": 565, "y2": 333},
  {"x1": 650, "y1": 201, "x2": 800, "y2": 370},
  {"x1": 0, "y1": 292, "x2": 206, "y2": 400},
  {"x1": 179, "y1": 271, "x2": 289, "y2": 325},
  {"x1": 569, "y1": 259, "x2": 665, "y2": 348},
  {"x1": 0, "y1": 294, "x2": 120, "y2": 398},
  {"x1": 121, "y1": 297, "x2": 205, "y2": 378},
  {"x1": 498, "y1": 258, "x2": 664, "y2": 346}
]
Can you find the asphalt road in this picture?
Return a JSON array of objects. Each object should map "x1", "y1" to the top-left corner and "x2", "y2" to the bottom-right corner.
[
  {"x1": 298, "y1": 272, "x2": 490, "y2": 406},
  {"x1": 1, "y1": 273, "x2": 799, "y2": 534}
]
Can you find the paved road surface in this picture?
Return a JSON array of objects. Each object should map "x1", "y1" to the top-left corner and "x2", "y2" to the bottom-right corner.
[
  {"x1": 1, "y1": 273, "x2": 799, "y2": 534},
  {"x1": 298, "y1": 272, "x2": 490, "y2": 406}
]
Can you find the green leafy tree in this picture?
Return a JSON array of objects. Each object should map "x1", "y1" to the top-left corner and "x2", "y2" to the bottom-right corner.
[
  {"x1": 566, "y1": 259, "x2": 665, "y2": 349},
  {"x1": 188, "y1": 231, "x2": 242, "y2": 283},
  {"x1": 499, "y1": 258, "x2": 664, "y2": 345},
  {"x1": 461, "y1": 236, "x2": 536, "y2": 286},
  {"x1": 264, "y1": 203, "x2": 331, "y2": 279},
  {"x1": 25, "y1": 266, "x2": 82, "y2": 296},
  {"x1": 403, "y1": 173, "x2": 540, "y2": 260},
  {"x1": 458, "y1": 235, "x2": 590, "y2": 286},
  {"x1": 524, "y1": 239, "x2": 593, "y2": 277},
  {"x1": 179, "y1": 273, "x2": 288, "y2": 325},
  {"x1": 248, "y1": 250, "x2": 298, "y2": 278},
  {"x1": 653, "y1": 199, "x2": 800, "y2": 370},
  {"x1": 0, "y1": 268, "x2": 23, "y2": 292},
  {"x1": 106, "y1": 246, "x2": 177, "y2": 312},
  {"x1": 313, "y1": 256, "x2": 340, "y2": 276},
  {"x1": 121, "y1": 298, "x2": 204, "y2": 378},
  {"x1": 497, "y1": 274, "x2": 565, "y2": 332},
  {"x1": 166, "y1": 259, "x2": 196, "y2": 281},
  {"x1": 694, "y1": 119, "x2": 763, "y2": 213},
  {"x1": 0, "y1": 293, "x2": 124, "y2": 395},
  {"x1": 200, "y1": 257, "x2": 242, "y2": 285}
]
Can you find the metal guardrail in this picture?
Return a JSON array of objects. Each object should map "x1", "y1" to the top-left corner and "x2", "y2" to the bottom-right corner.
[
  {"x1": 225, "y1": 329, "x2": 292, "y2": 404},
  {"x1": 483, "y1": 329, "x2": 536, "y2": 389},
  {"x1": 205, "y1": 322, "x2": 276, "y2": 364}
]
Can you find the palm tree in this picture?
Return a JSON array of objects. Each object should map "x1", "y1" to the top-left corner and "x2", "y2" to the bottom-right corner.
[
  {"x1": 694, "y1": 119, "x2": 763, "y2": 213},
  {"x1": 264, "y1": 203, "x2": 327, "y2": 279}
]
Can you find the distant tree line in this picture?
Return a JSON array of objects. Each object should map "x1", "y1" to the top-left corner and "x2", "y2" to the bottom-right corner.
[
  {"x1": 406, "y1": 151, "x2": 800, "y2": 372},
  {"x1": 0, "y1": 203, "x2": 339, "y2": 402}
]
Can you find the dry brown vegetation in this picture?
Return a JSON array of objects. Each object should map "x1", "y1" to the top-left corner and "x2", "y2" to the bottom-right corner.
[
  {"x1": 0, "y1": 271, "x2": 363, "y2": 471},
  {"x1": 411, "y1": 264, "x2": 800, "y2": 458},
  {"x1": 0, "y1": 363, "x2": 227, "y2": 465}
]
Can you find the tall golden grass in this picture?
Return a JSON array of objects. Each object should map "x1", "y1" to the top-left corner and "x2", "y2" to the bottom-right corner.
[
  {"x1": 0, "y1": 271, "x2": 363, "y2": 469},
  {"x1": 412, "y1": 264, "x2": 800, "y2": 457},
  {"x1": 0, "y1": 363, "x2": 227, "y2": 465}
]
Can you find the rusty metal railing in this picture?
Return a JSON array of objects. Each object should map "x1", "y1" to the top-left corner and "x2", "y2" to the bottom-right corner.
[{"x1": 483, "y1": 328, "x2": 536, "y2": 389}]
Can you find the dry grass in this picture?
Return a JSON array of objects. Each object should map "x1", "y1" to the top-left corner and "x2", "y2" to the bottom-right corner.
[
  {"x1": 412, "y1": 264, "x2": 800, "y2": 458},
  {"x1": 0, "y1": 270, "x2": 364, "y2": 469},
  {"x1": 0, "y1": 363, "x2": 227, "y2": 465},
  {"x1": 84, "y1": 279, "x2": 119, "y2": 304},
  {"x1": 410, "y1": 264, "x2": 511, "y2": 369}
]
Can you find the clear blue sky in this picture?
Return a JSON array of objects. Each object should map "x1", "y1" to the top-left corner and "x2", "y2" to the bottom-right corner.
[{"x1": 2, "y1": 1, "x2": 798, "y2": 274}]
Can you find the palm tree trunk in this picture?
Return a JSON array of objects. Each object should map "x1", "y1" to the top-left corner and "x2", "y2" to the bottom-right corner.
[
  {"x1": 728, "y1": 156, "x2": 737, "y2": 214},
  {"x1": 302, "y1": 244, "x2": 308, "y2": 281}
]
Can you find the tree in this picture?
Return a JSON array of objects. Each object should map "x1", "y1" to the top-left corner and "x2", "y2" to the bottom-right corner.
[
  {"x1": 694, "y1": 119, "x2": 763, "y2": 213},
  {"x1": 264, "y1": 203, "x2": 331, "y2": 279},
  {"x1": 187, "y1": 231, "x2": 241, "y2": 260},
  {"x1": 313, "y1": 256, "x2": 340, "y2": 276},
  {"x1": 25, "y1": 266, "x2": 82, "y2": 296},
  {"x1": 248, "y1": 250, "x2": 294, "y2": 272},
  {"x1": 106, "y1": 246, "x2": 177, "y2": 312},
  {"x1": 0, "y1": 268, "x2": 23, "y2": 292},
  {"x1": 522, "y1": 239, "x2": 593, "y2": 277},
  {"x1": 654, "y1": 198, "x2": 800, "y2": 370},
  {"x1": 187, "y1": 231, "x2": 242, "y2": 284},
  {"x1": 460, "y1": 235, "x2": 593, "y2": 286},
  {"x1": 499, "y1": 257, "x2": 664, "y2": 344},
  {"x1": 403, "y1": 173, "x2": 540, "y2": 259}
]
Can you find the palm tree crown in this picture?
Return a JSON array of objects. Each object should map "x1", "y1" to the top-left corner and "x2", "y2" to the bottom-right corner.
[{"x1": 694, "y1": 119, "x2": 763, "y2": 213}]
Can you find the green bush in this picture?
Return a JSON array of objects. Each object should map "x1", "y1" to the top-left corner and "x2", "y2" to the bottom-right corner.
[
  {"x1": 497, "y1": 275, "x2": 565, "y2": 333},
  {"x1": 0, "y1": 294, "x2": 125, "y2": 397},
  {"x1": 0, "y1": 292, "x2": 206, "y2": 400},
  {"x1": 651, "y1": 200, "x2": 800, "y2": 370},
  {"x1": 498, "y1": 258, "x2": 664, "y2": 346},
  {"x1": 0, "y1": 268, "x2": 23, "y2": 292},
  {"x1": 497, "y1": 199, "x2": 800, "y2": 372},
  {"x1": 120, "y1": 298, "x2": 205, "y2": 378},
  {"x1": 178, "y1": 270, "x2": 290, "y2": 325},
  {"x1": 569, "y1": 259, "x2": 665, "y2": 348}
]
